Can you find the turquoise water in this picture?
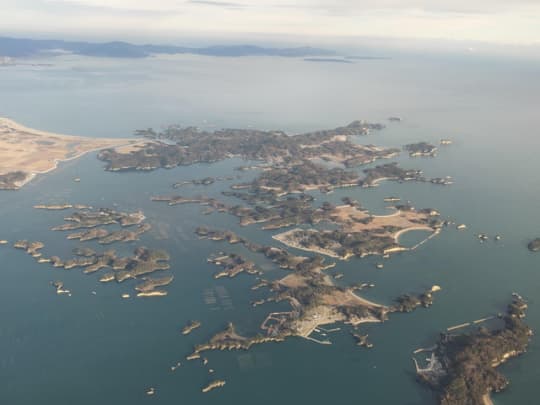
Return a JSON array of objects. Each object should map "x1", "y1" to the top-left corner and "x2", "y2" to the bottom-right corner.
[{"x1": 1, "y1": 53, "x2": 540, "y2": 404}]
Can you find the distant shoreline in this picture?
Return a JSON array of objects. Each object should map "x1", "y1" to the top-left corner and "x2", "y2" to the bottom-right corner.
[
  {"x1": 0, "y1": 36, "x2": 336, "y2": 59},
  {"x1": 304, "y1": 58, "x2": 354, "y2": 64}
]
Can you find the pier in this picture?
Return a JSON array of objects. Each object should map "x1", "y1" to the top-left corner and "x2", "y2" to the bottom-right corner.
[
  {"x1": 413, "y1": 345, "x2": 437, "y2": 355},
  {"x1": 446, "y1": 315, "x2": 495, "y2": 332},
  {"x1": 303, "y1": 335, "x2": 332, "y2": 345},
  {"x1": 410, "y1": 229, "x2": 441, "y2": 251}
]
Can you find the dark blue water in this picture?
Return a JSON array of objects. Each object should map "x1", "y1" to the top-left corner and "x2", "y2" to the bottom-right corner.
[{"x1": 1, "y1": 52, "x2": 539, "y2": 404}]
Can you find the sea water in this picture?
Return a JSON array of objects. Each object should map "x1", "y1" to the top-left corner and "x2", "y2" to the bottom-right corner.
[{"x1": 0, "y1": 52, "x2": 539, "y2": 404}]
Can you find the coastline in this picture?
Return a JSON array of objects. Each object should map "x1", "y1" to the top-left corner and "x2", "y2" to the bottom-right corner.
[
  {"x1": 368, "y1": 176, "x2": 397, "y2": 187},
  {"x1": 15, "y1": 141, "x2": 145, "y2": 188},
  {"x1": 273, "y1": 212, "x2": 438, "y2": 259},
  {"x1": 483, "y1": 394, "x2": 494, "y2": 405},
  {"x1": 0, "y1": 117, "x2": 128, "y2": 144},
  {"x1": 272, "y1": 231, "x2": 344, "y2": 259},
  {"x1": 0, "y1": 117, "x2": 143, "y2": 189},
  {"x1": 0, "y1": 117, "x2": 76, "y2": 138},
  {"x1": 300, "y1": 315, "x2": 381, "y2": 338},
  {"x1": 372, "y1": 206, "x2": 400, "y2": 218},
  {"x1": 393, "y1": 226, "x2": 434, "y2": 243}
]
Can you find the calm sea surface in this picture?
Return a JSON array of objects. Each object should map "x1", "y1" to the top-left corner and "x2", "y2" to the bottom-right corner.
[{"x1": 1, "y1": 53, "x2": 540, "y2": 404}]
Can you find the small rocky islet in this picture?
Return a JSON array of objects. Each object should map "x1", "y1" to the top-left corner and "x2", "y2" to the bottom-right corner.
[
  {"x1": 182, "y1": 320, "x2": 202, "y2": 335},
  {"x1": 404, "y1": 141, "x2": 438, "y2": 157},
  {"x1": 201, "y1": 379, "x2": 226, "y2": 393},
  {"x1": 527, "y1": 238, "x2": 540, "y2": 252},
  {"x1": 207, "y1": 252, "x2": 262, "y2": 279}
]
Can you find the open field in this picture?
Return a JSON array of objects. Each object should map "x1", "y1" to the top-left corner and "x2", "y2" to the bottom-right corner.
[{"x1": 0, "y1": 118, "x2": 141, "y2": 189}]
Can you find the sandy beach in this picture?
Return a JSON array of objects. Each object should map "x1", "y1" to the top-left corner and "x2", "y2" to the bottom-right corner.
[{"x1": 393, "y1": 226, "x2": 434, "y2": 243}]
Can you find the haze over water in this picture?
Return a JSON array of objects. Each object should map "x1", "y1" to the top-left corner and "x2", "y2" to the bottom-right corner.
[{"x1": 1, "y1": 52, "x2": 540, "y2": 404}]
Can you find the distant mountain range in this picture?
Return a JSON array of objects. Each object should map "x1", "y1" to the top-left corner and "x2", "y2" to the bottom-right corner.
[{"x1": 0, "y1": 36, "x2": 335, "y2": 59}]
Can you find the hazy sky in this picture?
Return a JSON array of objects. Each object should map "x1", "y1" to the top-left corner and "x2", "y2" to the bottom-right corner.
[{"x1": 2, "y1": 0, "x2": 540, "y2": 45}]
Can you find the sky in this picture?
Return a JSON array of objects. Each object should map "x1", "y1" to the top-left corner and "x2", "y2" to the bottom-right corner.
[{"x1": 2, "y1": 0, "x2": 540, "y2": 47}]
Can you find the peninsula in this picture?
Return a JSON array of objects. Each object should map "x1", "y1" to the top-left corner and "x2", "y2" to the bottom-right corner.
[
  {"x1": 271, "y1": 203, "x2": 442, "y2": 260},
  {"x1": 0, "y1": 118, "x2": 139, "y2": 189},
  {"x1": 414, "y1": 295, "x2": 532, "y2": 405}
]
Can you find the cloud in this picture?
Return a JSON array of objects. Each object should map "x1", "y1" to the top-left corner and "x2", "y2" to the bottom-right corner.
[
  {"x1": 1, "y1": 0, "x2": 540, "y2": 46},
  {"x1": 188, "y1": 0, "x2": 246, "y2": 9},
  {"x1": 270, "y1": 0, "x2": 540, "y2": 15},
  {"x1": 43, "y1": 0, "x2": 184, "y2": 13},
  {"x1": 23, "y1": 0, "x2": 540, "y2": 15},
  {"x1": 44, "y1": 0, "x2": 247, "y2": 12}
]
